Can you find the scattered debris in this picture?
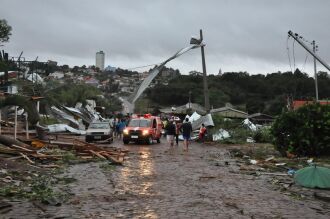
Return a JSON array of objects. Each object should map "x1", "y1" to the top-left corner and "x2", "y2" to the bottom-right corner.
[
  {"x1": 0, "y1": 135, "x2": 128, "y2": 168},
  {"x1": 250, "y1": 159, "x2": 258, "y2": 165},
  {"x1": 246, "y1": 137, "x2": 255, "y2": 143},
  {"x1": 265, "y1": 156, "x2": 275, "y2": 162},
  {"x1": 287, "y1": 169, "x2": 296, "y2": 176},
  {"x1": 212, "y1": 129, "x2": 230, "y2": 141}
]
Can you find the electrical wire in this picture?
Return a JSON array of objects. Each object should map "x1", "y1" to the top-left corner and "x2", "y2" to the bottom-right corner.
[
  {"x1": 286, "y1": 36, "x2": 293, "y2": 73},
  {"x1": 292, "y1": 39, "x2": 296, "y2": 72},
  {"x1": 302, "y1": 51, "x2": 309, "y2": 73},
  {"x1": 126, "y1": 62, "x2": 162, "y2": 71}
]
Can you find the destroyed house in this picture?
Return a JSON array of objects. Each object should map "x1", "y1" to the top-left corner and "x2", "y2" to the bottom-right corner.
[
  {"x1": 210, "y1": 107, "x2": 248, "y2": 119},
  {"x1": 248, "y1": 113, "x2": 274, "y2": 125},
  {"x1": 159, "y1": 103, "x2": 206, "y2": 115}
]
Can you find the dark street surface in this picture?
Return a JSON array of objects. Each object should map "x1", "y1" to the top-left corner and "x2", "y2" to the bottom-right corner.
[{"x1": 2, "y1": 138, "x2": 330, "y2": 219}]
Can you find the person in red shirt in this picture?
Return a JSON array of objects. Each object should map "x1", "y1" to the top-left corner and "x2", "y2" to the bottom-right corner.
[{"x1": 198, "y1": 123, "x2": 207, "y2": 142}]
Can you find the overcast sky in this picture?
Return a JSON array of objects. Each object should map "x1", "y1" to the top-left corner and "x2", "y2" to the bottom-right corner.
[{"x1": 1, "y1": 0, "x2": 330, "y2": 75}]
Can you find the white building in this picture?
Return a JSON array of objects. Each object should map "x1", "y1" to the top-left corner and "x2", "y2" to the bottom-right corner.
[{"x1": 95, "y1": 51, "x2": 105, "y2": 70}]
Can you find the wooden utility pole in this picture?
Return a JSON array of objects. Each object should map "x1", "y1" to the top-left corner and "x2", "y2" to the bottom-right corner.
[
  {"x1": 199, "y1": 29, "x2": 210, "y2": 113},
  {"x1": 312, "y1": 40, "x2": 319, "y2": 101}
]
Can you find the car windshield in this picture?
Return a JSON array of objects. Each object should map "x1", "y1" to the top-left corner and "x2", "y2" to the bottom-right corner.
[
  {"x1": 128, "y1": 119, "x2": 150, "y2": 127},
  {"x1": 89, "y1": 123, "x2": 110, "y2": 129}
]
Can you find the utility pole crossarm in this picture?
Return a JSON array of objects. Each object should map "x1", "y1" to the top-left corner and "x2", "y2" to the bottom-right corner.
[{"x1": 288, "y1": 31, "x2": 330, "y2": 72}]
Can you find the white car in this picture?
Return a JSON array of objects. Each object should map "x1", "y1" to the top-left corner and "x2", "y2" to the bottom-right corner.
[{"x1": 85, "y1": 122, "x2": 113, "y2": 143}]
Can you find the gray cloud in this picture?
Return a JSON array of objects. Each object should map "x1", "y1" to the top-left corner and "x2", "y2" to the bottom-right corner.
[{"x1": 1, "y1": 0, "x2": 330, "y2": 75}]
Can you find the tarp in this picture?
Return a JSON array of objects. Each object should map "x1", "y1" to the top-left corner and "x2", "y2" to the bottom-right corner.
[
  {"x1": 47, "y1": 124, "x2": 86, "y2": 135},
  {"x1": 189, "y1": 111, "x2": 201, "y2": 123},
  {"x1": 27, "y1": 72, "x2": 44, "y2": 84},
  {"x1": 212, "y1": 129, "x2": 230, "y2": 141},
  {"x1": 178, "y1": 134, "x2": 199, "y2": 141},
  {"x1": 294, "y1": 165, "x2": 330, "y2": 189},
  {"x1": 191, "y1": 113, "x2": 214, "y2": 130},
  {"x1": 243, "y1": 118, "x2": 257, "y2": 131}
]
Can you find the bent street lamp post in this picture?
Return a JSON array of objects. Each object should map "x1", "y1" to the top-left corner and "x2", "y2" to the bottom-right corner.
[{"x1": 190, "y1": 29, "x2": 210, "y2": 113}]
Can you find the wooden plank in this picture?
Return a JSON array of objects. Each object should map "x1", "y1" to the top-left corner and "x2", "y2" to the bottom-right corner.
[
  {"x1": 11, "y1": 144, "x2": 34, "y2": 152},
  {"x1": 19, "y1": 153, "x2": 35, "y2": 164},
  {"x1": 89, "y1": 150, "x2": 106, "y2": 159}
]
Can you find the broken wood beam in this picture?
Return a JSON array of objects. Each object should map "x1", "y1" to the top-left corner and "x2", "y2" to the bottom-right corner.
[
  {"x1": 89, "y1": 150, "x2": 106, "y2": 159},
  {"x1": 19, "y1": 152, "x2": 35, "y2": 164}
]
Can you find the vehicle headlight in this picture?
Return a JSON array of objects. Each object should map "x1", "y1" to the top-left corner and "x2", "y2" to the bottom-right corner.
[
  {"x1": 142, "y1": 130, "x2": 149, "y2": 136},
  {"x1": 123, "y1": 129, "x2": 129, "y2": 135}
]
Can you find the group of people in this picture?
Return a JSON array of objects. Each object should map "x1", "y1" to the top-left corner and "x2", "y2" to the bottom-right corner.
[
  {"x1": 111, "y1": 118, "x2": 127, "y2": 139},
  {"x1": 164, "y1": 117, "x2": 193, "y2": 151}
]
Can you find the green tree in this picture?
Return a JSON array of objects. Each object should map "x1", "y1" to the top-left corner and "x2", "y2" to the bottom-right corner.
[
  {"x1": 271, "y1": 103, "x2": 330, "y2": 156},
  {"x1": 0, "y1": 19, "x2": 12, "y2": 45}
]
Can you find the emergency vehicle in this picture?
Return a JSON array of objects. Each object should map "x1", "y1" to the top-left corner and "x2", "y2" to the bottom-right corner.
[{"x1": 123, "y1": 114, "x2": 163, "y2": 144}]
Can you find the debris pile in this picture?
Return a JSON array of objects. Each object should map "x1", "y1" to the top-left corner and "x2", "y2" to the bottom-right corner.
[{"x1": 0, "y1": 135, "x2": 128, "y2": 167}]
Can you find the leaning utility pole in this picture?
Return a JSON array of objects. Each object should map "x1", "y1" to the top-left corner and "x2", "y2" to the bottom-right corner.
[
  {"x1": 288, "y1": 31, "x2": 330, "y2": 101},
  {"x1": 288, "y1": 31, "x2": 330, "y2": 71},
  {"x1": 312, "y1": 40, "x2": 319, "y2": 101},
  {"x1": 199, "y1": 29, "x2": 210, "y2": 113}
]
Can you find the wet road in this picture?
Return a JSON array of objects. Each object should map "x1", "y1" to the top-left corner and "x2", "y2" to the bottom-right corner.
[{"x1": 3, "y1": 138, "x2": 330, "y2": 218}]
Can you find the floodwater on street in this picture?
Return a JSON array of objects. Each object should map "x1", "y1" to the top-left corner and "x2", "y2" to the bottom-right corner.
[{"x1": 2, "y1": 138, "x2": 330, "y2": 219}]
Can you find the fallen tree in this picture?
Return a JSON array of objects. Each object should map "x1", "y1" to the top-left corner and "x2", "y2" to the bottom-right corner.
[{"x1": 0, "y1": 95, "x2": 39, "y2": 125}]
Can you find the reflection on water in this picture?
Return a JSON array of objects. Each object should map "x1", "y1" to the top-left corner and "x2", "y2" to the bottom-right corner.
[{"x1": 118, "y1": 146, "x2": 158, "y2": 218}]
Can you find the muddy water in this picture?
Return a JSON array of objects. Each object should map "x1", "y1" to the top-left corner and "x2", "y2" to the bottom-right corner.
[{"x1": 3, "y1": 139, "x2": 330, "y2": 218}]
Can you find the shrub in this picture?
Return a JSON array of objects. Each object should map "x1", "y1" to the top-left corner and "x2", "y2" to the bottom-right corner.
[
  {"x1": 271, "y1": 103, "x2": 330, "y2": 156},
  {"x1": 253, "y1": 127, "x2": 273, "y2": 143}
]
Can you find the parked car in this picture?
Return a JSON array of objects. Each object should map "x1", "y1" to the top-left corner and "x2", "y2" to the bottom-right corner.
[
  {"x1": 123, "y1": 114, "x2": 163, "y2": 145},
  {"x1": 85, "y1": 122, "x2": 113, "y2": 143}
]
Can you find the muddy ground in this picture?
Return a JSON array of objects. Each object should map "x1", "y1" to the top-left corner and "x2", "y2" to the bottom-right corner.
[{"x1": 1, "y1": 137, "x2": 330, "y2": 219}]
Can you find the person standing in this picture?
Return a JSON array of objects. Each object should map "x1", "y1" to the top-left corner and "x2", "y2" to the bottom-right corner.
[
  {"x1": 198, "y1": 123, "x2": 207, "y2": 142},
  {"x1": 175, "y1": 120, "x2": 182, "y2": 146},
  {"x1": 117, "y1": 119, "x2": 126, "y2": 140},
  {"x1": 112, "y1": 118, "x2": 118, "y2": 138},
  {"x1": 165, "y1": 118, "x2": 176, "y2": 147},
  {"x1": 181, "y1": 118, "x2": 192, "y2": 151}
]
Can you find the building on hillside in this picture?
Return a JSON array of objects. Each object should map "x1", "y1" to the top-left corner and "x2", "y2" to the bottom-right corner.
[
  {"x1": 189, "y1": 70, "x2": 203, "y2": 76},
  {"x1": 210, "y1": 106, "x2": 248, "y2": 119},
  {"x1": 96, "y1": 51, "x2": 105, "y2": 70},
  {"x1": 47, "y1": 60, "x2": 58, "y2": 66},
  {"x1": 160, "y1": 102, "x2": 206, "y2": 115},
  {"x1": 105, "y1": 65, "x2": 116, "y2": 72},
  {"x1": 84, "y1": 77, "x2": 99, "y2": 87},
  {"x1": 292, "y1": 100, "x2": 330, "y2": 110},
  {"x1": 248, "y1": 113, "x2": 274, "y2": 124}
]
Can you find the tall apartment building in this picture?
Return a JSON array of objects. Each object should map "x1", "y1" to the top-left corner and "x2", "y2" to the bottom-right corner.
[{"x1": 95, "y1": 51, "x2": 105, "y2": 70}]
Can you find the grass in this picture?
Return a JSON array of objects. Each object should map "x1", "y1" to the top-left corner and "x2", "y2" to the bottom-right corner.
[
  {"x1": 0, "y1": 174, "x2": 70, "y2": 204},
  {"x1": 99, "y1": 162, "x2": 117, "y2": 171}
]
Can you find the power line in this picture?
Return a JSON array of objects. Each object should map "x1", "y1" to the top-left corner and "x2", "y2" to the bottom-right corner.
[
  {"x1": 126, "y1": 62, "x2": 162, "y2": 71},
  {"x1": 286, "y1": 36, "x2": 293, "y2": 73},
  {"x1": 302, "y1": 51, "x2": 309, "y2": 73},
  {"x1": 292, "y1": 39, "x2": 296, "y2": 71}
]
